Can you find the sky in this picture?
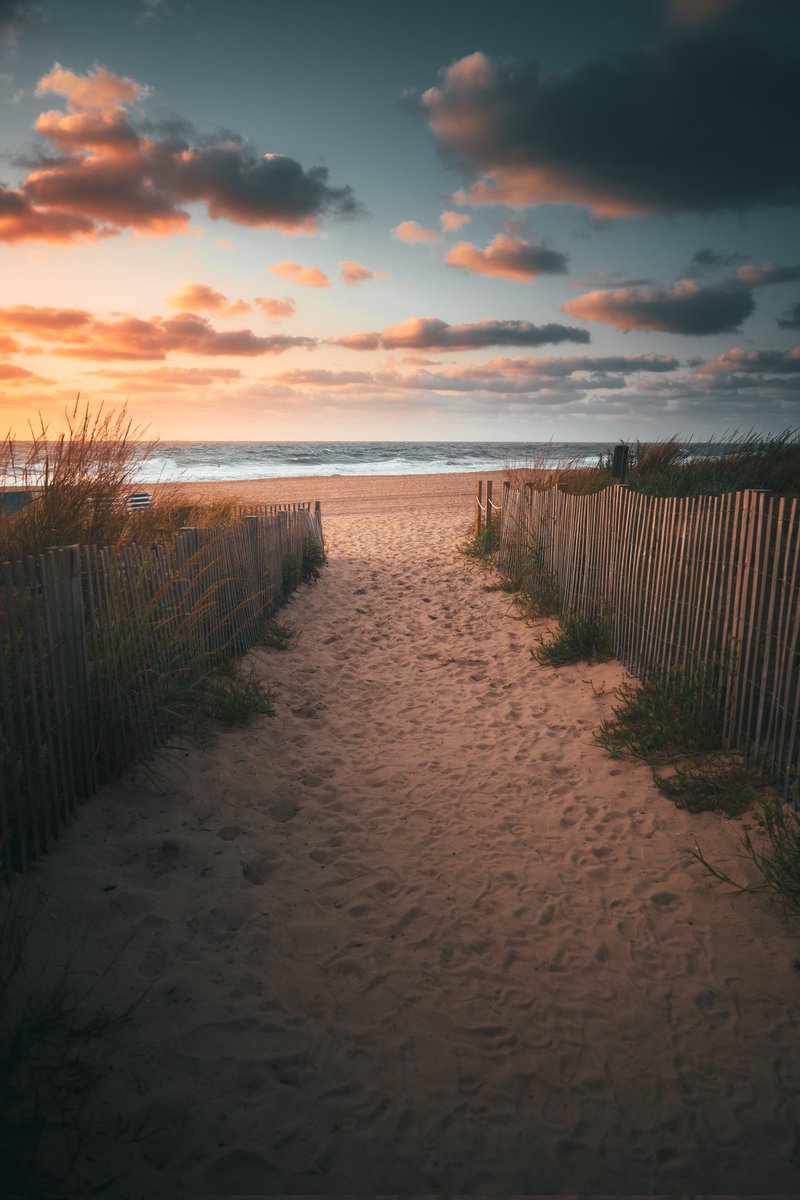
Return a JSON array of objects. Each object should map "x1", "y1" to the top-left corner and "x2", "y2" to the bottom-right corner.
[{"x1": 1, "y1": 0, "x2": 799, "y2": 443}]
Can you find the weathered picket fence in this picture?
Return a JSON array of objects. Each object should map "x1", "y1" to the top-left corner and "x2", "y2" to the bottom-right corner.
[
  {"x1": 497, "y1": 483, "x2": 800, "y2": 797},
  {"x1": 0, "y1": 504, "x2": 323, "y2": 873}
]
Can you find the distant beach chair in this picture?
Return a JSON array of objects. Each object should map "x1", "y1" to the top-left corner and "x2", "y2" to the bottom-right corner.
[{"x1": 126, "y1": 491, "x2": 152, "y2": 512}]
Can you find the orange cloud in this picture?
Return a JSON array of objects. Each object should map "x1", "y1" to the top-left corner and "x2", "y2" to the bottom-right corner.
[
  {"x1": 440, "y1": 210, "x2": 471, "y2": 232},
  {"x1": 446, "y1": 233, "x2": 568, "y2": 281},
  {"x1": 254, "y1": 297, "x2": 296, "y2": 320},
  {"x1": 339, "y1": 261, "x2": 376, "y2": 286},
  {"x1": 1, "y1": 63, "x2": 360, "y2": 244},
  {"x1": 0, "y1": 303, "x2": 316, "y2": 360},
  {"x1": 86, "y1": 366, "x2": 243, "y2": 391},
  {"x1": 36, "y1": 62, "x2": 146, "y2": 111},
  {"x1": 0, "y1": 364, "x2": 51, "y2": 383},
  {"x1": 270, "y1": 261, "x2": 331, "y2": 288},
  {"x1": 167, "y1": 282, "x2": 250, "y2": 317},
  {"x1": 392, "y1": 220, "x2": 439, "y2": 244}
]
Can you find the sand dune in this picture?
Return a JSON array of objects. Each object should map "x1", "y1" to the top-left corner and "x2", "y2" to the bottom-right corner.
[{"x1": 14, "y1": 473, "x2": 800, "y2": 1195}]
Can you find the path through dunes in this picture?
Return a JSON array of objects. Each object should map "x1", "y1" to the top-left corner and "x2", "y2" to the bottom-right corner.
[{"x1": 23, "y1": 501, "x2": 800, "y2": 1195}]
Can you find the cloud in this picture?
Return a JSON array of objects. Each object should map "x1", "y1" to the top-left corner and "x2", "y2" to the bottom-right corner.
[
  {"x1": 679, "y1": 247, "x2": 749, "y2": 279},
  {"x1": 167, "y1": 282, "x2": 250, "y2": 316},
  {"x1": 440, "y1": 209, "x2": 471, "y2": 232},
  {"x1": 86, "y1": 365, "x2": 242, "y2": 392},
  {"x1": 0, "y1": 0, "x2": 39, "y2": 48},
  {"x1": 562, "y1": 279, "x2": 754, "y2": 334},
  {"x1": 335, "y1": 316, "x2": 590, "y2": 352},
  {"x1": 734, "y1": 262, "x2": 800, "y2": 286},
  {"x1": 0, "y1": 362, "x2": 48, "y2": 382},
  {"x1": 412, "y1": 39, "x2": 800, "y2": 217},
  {"x1": 668, "y1": 0, "x2": 746, "y2": 28},
  {"x1": 254, "y1": 296, "x2": 295, "y2": 320},
  {"x1": 0, "y1": 303, "x2": 316, "y2": 359},
  {"x1": 339, "y1": 261, "x2": 375, "y2": 286},
  {"x1": 693, "y1": 347, "x2": 800, "y2": 375},
  {"x1": 778, "y1": 301, "x2": 800, "y2": 330},
  {"x1": 270, "y1": 261, "x2": 331, "y2": 288},
  {"x1": 446, "y1": 233, "x2": 568, "y2": 281},
  {"x1": 392, "y1": 219, "x2": 439, "y2": 243},
  {"x1": 1, "y1": 62, "x2": 360, "y2": 243},
  {"x1": 275, "y1": 368, "x2": 374, "y2": 387},
  {"x1": 270, "y1": 353, "x2": 679, "y2": 399},
  {"x1": 0, "y1": 186, "x2": 99, "y2": 244}
]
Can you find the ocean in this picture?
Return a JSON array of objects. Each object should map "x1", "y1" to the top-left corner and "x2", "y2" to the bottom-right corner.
[{"x1": 134, "y1": 441, "x2": 614, "y2": 484}]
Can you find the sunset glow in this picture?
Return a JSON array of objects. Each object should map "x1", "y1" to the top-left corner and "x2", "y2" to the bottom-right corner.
[{"x1": 1, "y1": 0, "x2": 798, "y2": 440}]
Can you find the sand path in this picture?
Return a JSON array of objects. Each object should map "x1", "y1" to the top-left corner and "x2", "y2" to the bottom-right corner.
[{"x1": 22, "y1": 496, "x2": 800, "y2": 1195}]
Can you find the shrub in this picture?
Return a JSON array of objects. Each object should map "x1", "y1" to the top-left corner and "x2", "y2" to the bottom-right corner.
[
  {"x1": 596, "y1": 668, "x2": 721, "y2": 761},
  {"x1": 654, "y1": 755, "x2": 762, "y2": 816}
]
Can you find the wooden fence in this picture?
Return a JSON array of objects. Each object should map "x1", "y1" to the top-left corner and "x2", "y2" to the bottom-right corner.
[
  {"x1": 0, "y1": 504, "x2": 323, "y2": 873},
  {"x1": 496, "y1": 483, "x2": 800, "y2": 797}
]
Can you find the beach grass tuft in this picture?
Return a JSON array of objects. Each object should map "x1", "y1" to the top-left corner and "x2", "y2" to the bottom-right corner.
[
  {"x1": 459, "y1": 514, "x2": 501, "y2": 564},
  {"x1": 654, "y1": 755, "x2": 763, "y2": 817},
  {"x1": 692, "y1": 792, "x2": 800, "y2": 915},
  {"x1": 257, "y1": 616, "x2": 299, "y2": 650},
  {"x1": 532, "y1": 603, "x2": 613, "y2": 666},
  {"x1": 596, "y1": 669, "x2": 721, "y2": 761}
]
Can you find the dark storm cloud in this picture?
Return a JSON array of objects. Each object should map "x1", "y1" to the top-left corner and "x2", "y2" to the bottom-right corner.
[
  {"x1": 563, "y1": 279, "x2": 755, "y2": 334},
  {"x1": 777, "y1": 301, "x2": 800, "y2": 330},
  {"x1": 1, "y1": 62, "x2": 361, "y2": 242},
  {"x1": 412, "y1": 37, "x2": 800, "y2": 216},
  {"x1": 334, "y1": 317, "x2": 590, "y2": 352}
]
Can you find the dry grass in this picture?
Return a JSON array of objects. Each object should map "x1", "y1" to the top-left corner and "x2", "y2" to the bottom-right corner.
[{"x1": 0, "y1": 401, "x2": 155, "y2": 559}]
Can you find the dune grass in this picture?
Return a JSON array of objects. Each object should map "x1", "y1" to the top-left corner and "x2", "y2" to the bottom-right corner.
[
  {"x1": 532, "y1": 603, "x2": 613, "y2": 666},
  {"x1": 459, "y1": 514, "x2": 502, "y2": 564},
  {"x1": 596, "y1": 668, "x2": 722, "y2": 762},
  {"x1": 605, "y1": 430, "x2": 800, "y2": 497}
]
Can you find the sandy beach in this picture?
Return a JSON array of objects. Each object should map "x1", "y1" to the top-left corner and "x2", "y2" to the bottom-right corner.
[{"x1": 13, "y1": 470, "x2": 800, "y2": 1195}]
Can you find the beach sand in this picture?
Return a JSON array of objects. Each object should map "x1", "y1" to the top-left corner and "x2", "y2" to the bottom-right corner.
[{"x1": 12, "y1": 471, "x2": 800, "y2": 1194}]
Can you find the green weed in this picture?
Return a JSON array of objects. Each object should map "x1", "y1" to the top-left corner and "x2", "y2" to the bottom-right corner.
[
  {"x1": 459, "y1": 515, "x2": 501, "y2": 563},
  {"x1": 532, "y1": 603, "x2": 613, "y2": 666},
  {"x1": 692, "y1": 792, "x2": 800, "y2": 915},
  {"x1": 282, "y1": 550, "x2": 301, "y2": 596},
  {"x1": 301, "y1": 533, "x2": 326, "y2": 583},
  {"x1": 187, "y1": 665, "x2": 275, "y2": 728},
  {"x1": 257, "y1": 616, "x2": 298, "y2": 650},
  {"x1": 654, "y1": 755, "x2": 762, "y2": 816},
  {"x1": 596, "y1": 669, "x2": 721, "y2": 761}
]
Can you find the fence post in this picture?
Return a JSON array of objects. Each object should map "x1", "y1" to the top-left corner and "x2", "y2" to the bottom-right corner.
[
  {"x1": 486, "y1": 480, "x2": 493, "y2": 529},
  {"x1": 475, "y1": 480, "x2": 483, "y2": 534}
]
